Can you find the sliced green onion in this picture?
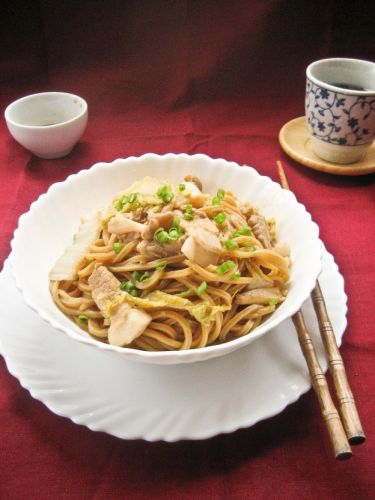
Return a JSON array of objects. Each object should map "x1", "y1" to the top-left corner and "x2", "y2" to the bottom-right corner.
[
  {"x1": 216, "y1": 260, "x2": 236, "y2": 275},
  {"x1": 223, "y1": 239, "x2": 238, "y2": 250},
  {"x1": 120, "y1": 280, "x2": 139, "y2": 296},
  {"x1": 212, "y1": 188, "x2": 225, "y2": 205},
  {"x1": 120, "y1": 280, "x2": 133, "y2": 291},
  {"x1": 77, "y1": 314, "x2": 89, "y2": 324},
  {"x1": 214, "y1": 212, "x2": 226, "y2": 225},
  {"x1": 172, "y1": 218, "x2": 181, "y2": 229},
  {"x1": 154, "y1": 228, "x2": 170, "y2": 244},
  {"x1": 113, "y1": 242, "x2": 124, "y2": 254},
  {"x1": 155, "y1": 260, "x2": 167, "y2": 271},
  {"x1": 115, "y1": 195, "x2": 129, "y2": 211},
  {"x1": 183, "y1": 203, "x2": 194, "y2": 220},
  {"x1": 132, "y1": 271, "x2": 150, "y2": 282},
  {"x1": 177, "y1": 288, "x2": 192, "y2": 297},
  {"x1": 128, "y1": 193, "x2": 137, "y2": 203},
  {"x1": 268, "y1": 298, "x2": 279, "y2": 306},
  {"x1": 132, "y1": 271, "x2": 142, "y2": 281},
  {"x1": 230, "y1": 270, "x2": 241, "y2": 281},
  {"x1": 157, "y1": 185, "x2": 174, "y2": 203},
  {"x1": 196, "y1": 281, "x2": 207, "y2": 296},
  {"x1": 233, "y1": 226, "x2": 252, "y2": 238},
  {"x1": 179, "y1": 183, "x2": 186, "y2": 191},
  {"x1": 154, "y1": 222, "x2": 184, "y2": 244},
  {"x1": 168, "y1": 228, "x2": 180, "y2": 241}
]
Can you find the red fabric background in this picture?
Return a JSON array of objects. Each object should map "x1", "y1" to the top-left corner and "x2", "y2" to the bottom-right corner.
[{"x1": 1, "y1": 1, "x2": 374, "y2": 498}]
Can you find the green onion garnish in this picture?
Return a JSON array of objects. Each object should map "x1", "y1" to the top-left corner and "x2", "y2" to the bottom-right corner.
[
  {"x1": 230, "y1": 270, "x2": 241, "y2": 280},
  {"x1": 115, "y1": 195, "x2": 129, "y2": 211},
  {"x1": 172, "y1": 218, "x2": 180, "y2": 228},
  {"x1": 196, "y1": 281, "x2": 207, "y2": 295},
  {"x1": 168, "y1": 228, "x2": 180, "y2": 241},
  {"x1": 155, "y1": 260, "x2": 167, "y2": 271},
  {"x1": 177, "y1": 288, "x2": 192, "y2": 297},
  {"x1": 77, "y1": 314, "x2": 89, "y2": 324},
  {"x1": 179, "y1": 183, "x2": 186, "y2": 191},
  {"x1": 154, "y1": 228, "x2": 170, "y2": 244},
  {"x1": 157, "y1": 185, "x2": 174, "y2": 203},
  {"x1": 113, "y1": 242, "x2": 124, "y2": 254},
  {"x1": 212, "y1": 188, "x2": 225, "y2": 205},
  {"x1": 233, "y1": 226, "x2": 252, "y2": 238},
  {"x1": 120, "y1": 280, "x2": 139, "y2": 296},
  {"x1": 223, "y1": 239, "x2": 238, "y2": 250},
  {"x1": 154, "y1": 221, "x2": 184, "y2": 244},
  {"x1": 183, "y1": 203, "x2": 194, "y2": 221},
  {"x1": 216, "y1": 260, "x2": 236, "y2": 275},
  {"x1": 214, "y1": 212, "x2": 226, "y2": 225},
  {"x1": 268, "y1": 298, "x2": 279, "y2": 306},
  {"x1": 132, "y1": 271, "x2": 150, "y2": 282}
]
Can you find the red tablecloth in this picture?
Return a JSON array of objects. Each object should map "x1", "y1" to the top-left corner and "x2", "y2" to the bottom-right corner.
[{"x1": 1, "y1": 1, "x2": 374, "y2": 498}]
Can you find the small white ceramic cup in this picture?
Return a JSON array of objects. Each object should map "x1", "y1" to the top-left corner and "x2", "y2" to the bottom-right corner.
[
  {"x1": 305, "y1": 58, "x2": 375, "y2": 164},
  {"x1": 4, "y1": 92, "x2": 88, "y2": 159}
]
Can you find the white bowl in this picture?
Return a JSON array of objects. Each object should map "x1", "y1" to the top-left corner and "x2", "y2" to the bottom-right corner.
[
  {"x1": 4, "y1": 92, "x2": 88, "y2": 159},
  {"x1": 10, "y1": 154, "x2": 322, "y2": 364}
]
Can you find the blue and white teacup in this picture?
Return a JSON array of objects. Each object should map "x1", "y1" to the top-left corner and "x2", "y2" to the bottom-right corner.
[{"x1": 305, "y1": 58, "x2": 375, "y2": 164}]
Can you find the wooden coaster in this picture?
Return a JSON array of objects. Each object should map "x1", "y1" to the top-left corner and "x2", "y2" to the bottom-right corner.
[{"x1": 279, "y1": 117, "x2": 375, "y2": 176}]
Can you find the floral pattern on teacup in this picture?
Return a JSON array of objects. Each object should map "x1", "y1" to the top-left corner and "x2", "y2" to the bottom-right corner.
[{"x1": 305, "y1": 79, "x2": 375, "y2": 146}]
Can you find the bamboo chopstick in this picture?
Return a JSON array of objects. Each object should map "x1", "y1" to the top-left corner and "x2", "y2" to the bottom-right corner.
[
  {"x1": 311, "y1": 281, "x2": 365, "y2": 444},
  {"x1": 291, "y1": 311, "x2": 351, "y2": 459},
  {"x1": 276, "y1": 160, "x2": 365, "y2": 458},
  {"x1": 276, "y1": 160, "x2": 365, "y2": 445}
]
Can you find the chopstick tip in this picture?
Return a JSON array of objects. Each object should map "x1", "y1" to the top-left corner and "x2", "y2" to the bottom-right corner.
[
  {"x1": 336, "y1": 450, "x2": 352, "y2": 461},
  {"x1": 348, "y1": 434, "x2": 366, "y2": 446}
]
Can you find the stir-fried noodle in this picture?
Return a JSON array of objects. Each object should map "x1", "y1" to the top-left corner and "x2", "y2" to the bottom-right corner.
[{"x1": 49, "y1": 175, "x2": 290, "y2": 351}]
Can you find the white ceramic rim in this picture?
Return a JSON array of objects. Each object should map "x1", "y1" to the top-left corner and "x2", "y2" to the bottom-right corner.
[
  {"x1": 4, "y1": 91, "x2": 88, "y2": 130},
  {"x1": 306, "y1": 57, "x2": 375, "y2": 96},
  {"x1": 9, "y1": 153, "x2": 322, "y2": 364}
]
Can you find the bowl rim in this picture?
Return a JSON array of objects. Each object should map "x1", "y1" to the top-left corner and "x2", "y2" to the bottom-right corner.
[
  {"x1": 4, "y1": 91, "x2": 88, "y2": 130},
  {"x1": 10, "y1": 153, "x2": 323, "y2": 364}
]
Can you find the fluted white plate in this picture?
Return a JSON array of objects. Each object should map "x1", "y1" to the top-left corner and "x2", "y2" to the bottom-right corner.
[{"x1": 0, "y1": 246, "x2": 346, "y2": 442}]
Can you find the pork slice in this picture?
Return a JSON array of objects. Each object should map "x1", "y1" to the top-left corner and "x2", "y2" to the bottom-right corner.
[
  {"x1": 248, "y1": 214, "x2": 272, "y2": 249},
  {"x1": 88, "y1": 265, "x2": 121, "y2": 311},
  {"x1": 136, "y1": 239, "x2": 183, "y2": 259}
]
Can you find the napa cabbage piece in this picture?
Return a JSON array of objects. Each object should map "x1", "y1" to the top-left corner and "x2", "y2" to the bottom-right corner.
[
  {"x1": 118, "y1": 176, "x2": 165, "y2": 197},
  {"x1": 104, "y1": 290, "x2": 229, "y2": 326},
  {"x1": 114, "y1": 176, "x2": 168, "y2": 207},
  {"x1": 49, "y1": 212, "x2": 101, "y2": 281}
]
